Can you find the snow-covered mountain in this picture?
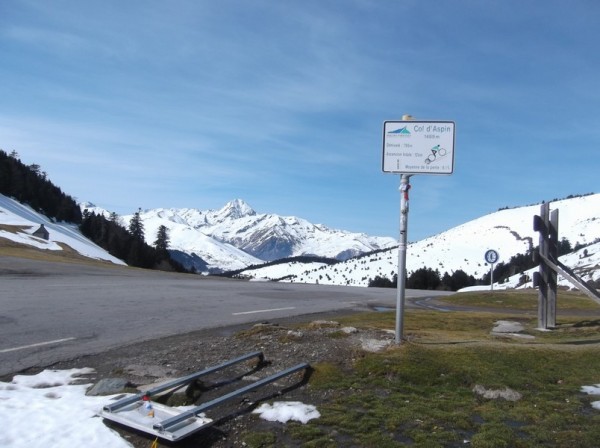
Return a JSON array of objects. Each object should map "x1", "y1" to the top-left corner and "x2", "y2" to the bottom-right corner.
[
  {"x1": 2, "y1": 191, "x2": 598, "y2": 292},
  {"x1": 120, "y1": 199, "x2": 397, "y2": 273},
  {"x1": 0, "y1": 194, "x2": 125, "y2": 265},
  {"x1": 237, "y1": 194, "x2": 600, "y2": 288}
]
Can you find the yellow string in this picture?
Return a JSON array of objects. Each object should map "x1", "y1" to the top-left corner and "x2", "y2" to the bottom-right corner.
[{"x1": 150, "y1": 436, "x2": 159, "y2": 448}]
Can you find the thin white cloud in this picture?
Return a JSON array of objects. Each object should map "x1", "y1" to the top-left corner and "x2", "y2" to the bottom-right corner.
[{"x1": 1, "y1": 0, "x2": 599, "y2": 238}]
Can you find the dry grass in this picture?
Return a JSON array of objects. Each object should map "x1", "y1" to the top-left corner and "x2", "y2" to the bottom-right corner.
[
  {"x1": 280, "y1": 308, "x2": 600, "y2": 448},
  {"x1": 0, "y1": 224, "x2": 30, "y2": 233},
  {"x1": 0, "y1": 238, "x2": 118, "y2": 267}
]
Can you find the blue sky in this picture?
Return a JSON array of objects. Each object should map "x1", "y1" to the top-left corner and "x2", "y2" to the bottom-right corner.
[{"x1": 1, "y1": 1, "x2": 598, "y2": 242}]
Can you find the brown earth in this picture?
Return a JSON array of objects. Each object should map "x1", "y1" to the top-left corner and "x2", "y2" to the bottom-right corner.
[{"x1": 42, "y1": 312, "x2": 395, "y2": 448}]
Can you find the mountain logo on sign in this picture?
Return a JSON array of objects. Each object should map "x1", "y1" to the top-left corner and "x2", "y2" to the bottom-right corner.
[{"x1": 388, "y1": 126, "x2": 410, "y2": 135}]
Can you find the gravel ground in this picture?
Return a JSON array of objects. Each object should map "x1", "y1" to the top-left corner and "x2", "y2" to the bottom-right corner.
[{"x1": 39, "y1": 311, "x2": 395, "y2": 447}]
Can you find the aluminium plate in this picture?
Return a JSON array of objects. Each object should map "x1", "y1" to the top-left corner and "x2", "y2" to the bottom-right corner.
[{"x1": 100, "y1": 398, "x2": 214, "y2": 442}]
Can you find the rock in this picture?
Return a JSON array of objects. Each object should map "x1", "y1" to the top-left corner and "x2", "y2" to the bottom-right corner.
[
  {"x1": 341, "y1": 327, "x2": 358, "y2": 334},
  {"x1": 492, "y1": 320, "x2": 524, "y2": 333},
  {"x1": 360, "y1": 337, "x2": 390, "y2": 353},
  {"x1": 473, "y1": 384, "x2": 522, "y2": 401},
  {"x1": 491, "y1": 320, "x2": 535, "y2": 339},
  {"x1": 308, "y1": 320, "x2": 340, "y2": 329},
  {"x1": 86, "y1": 378, "x2": 131, "y2": 396},
  {"x1": 252, "y1": 322, "x2": 279, "y2": 329},
  {"x1": 124, "y1": 364, "x2": 179, "y2": 378}
]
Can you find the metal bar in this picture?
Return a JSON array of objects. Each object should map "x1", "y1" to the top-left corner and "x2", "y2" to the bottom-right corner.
[
  {"x1": 153, "y1": 362, "x2": 309, "y2": 433},
  {"x1": 103, "y1": 351, "x2": 264, "y2": 413}
]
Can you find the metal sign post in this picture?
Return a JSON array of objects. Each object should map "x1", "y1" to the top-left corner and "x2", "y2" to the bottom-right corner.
[
  {"x1": 484, "y1": 249, "x2": 499, "y2": 291},
  {"x1": 382, "y1": 115, "x2": 455, "y2": 344},
  {"x1": 395, "y1": 173, "x2": 412, "y2": 344}
]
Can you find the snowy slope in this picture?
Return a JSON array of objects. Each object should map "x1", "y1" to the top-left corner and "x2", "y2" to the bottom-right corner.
[
  {"x1": 121, "y1": 199, "x2": 396, "y2": 273},
  {"x1": 461, "y1": 241, "x2": 600, "y2": 291},
  {"x1": 0, "y1": 195, "x2": 126, "y2": 265},
  {"x1": 241, "y1": 260, "x2": 331, "y2": 281},
  {"x1": 142, "y1": 215, "x2": 263, "y2": 272},
  {"x1": 244, "y1": 194, "x2": 600, "y2": 287}
]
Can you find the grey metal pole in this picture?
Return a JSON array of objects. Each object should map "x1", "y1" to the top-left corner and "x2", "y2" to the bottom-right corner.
[
  {"x1": 395, "y1": 173, "x2": 411, "y2": 344},
  {"x1": 490, "y1": 263, "x2": 494, "y2": 291}
]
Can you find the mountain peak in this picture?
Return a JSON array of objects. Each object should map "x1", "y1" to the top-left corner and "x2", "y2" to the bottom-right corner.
[{"x1": 217, "y1": 199, "x2": 256, "y2": 219}]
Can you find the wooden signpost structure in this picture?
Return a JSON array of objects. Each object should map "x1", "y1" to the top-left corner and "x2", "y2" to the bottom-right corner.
[{"x1": 533, "y1": 202, "x2": 600, "y2": 329}]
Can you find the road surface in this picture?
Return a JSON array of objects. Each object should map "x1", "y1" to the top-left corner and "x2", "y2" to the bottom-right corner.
[{"x1": 0, "y1": 257, "x2": 452, "y2": 376}]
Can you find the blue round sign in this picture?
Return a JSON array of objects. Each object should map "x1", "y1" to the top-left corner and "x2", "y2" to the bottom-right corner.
[{"x1": 484, "y1": 250, "x2": 499, "y2": 264}]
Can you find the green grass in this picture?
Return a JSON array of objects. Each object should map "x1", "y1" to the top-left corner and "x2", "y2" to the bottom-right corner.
[
  {"x1": 310, "y1": 341, "x2": 600, "y2": 447},
  {"x1": 443, "y1": 289, "x2": 598, "y2": 311},
  {"x1": 243, "y1": 296, "x2": 600, "y2": 447},
  {"x1": 241, "y1": 431, "x2": 277, "y2": 447}
]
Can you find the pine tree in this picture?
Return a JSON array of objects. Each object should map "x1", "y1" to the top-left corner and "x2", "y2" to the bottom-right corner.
[
  {"x1": 0, "y1": 149, "x2": 81, "y2": 223},
  {"x1": 128, "y1": 208, "x2": 145, "y2": 242},
  {"x1": 407, "y1": 267, "x2": 441, "y2": 290},
  {"x1": 108, "y1": 212, "x2": 121, "y2": 225},
  {"x1": 154, "y1": 225, "x2": 170, "y2": 255}
]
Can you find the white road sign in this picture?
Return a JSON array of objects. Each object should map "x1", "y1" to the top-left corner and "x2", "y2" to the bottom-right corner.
[
  {"x1": 485, "y1": 249, "x2": 499, "y2": 264},
  {"x1": 382, "y1": 120, "x2": 455, "y2": 174}
]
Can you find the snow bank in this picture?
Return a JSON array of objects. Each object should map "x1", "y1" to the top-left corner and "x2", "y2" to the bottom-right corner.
[
  {"x1": 0, "y1": 369, "x2": 131, "y2": 448},
  {"x1": 0, "y1": 194, "x2": 125, "y2": 265}
]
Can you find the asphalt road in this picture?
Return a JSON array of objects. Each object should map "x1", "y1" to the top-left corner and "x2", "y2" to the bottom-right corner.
[{"x1": 0, "y1": 257, "x2": 452, "y2": 376}]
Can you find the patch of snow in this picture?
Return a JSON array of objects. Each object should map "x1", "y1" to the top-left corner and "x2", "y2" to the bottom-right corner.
[
  {"x1": 0, "y1": 368, "x2": 131, "y2": 448},
  {"x1": 581, "y1": 385, "x2": 600, "y2": 395},
  {"x1": 252, "y1": 401, "x2": 320, "y2": 424},
  {"x1": 581, "y1": 384, "x2": 600, "y2": 411}
]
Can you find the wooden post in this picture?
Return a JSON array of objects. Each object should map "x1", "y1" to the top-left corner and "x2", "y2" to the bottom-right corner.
[
  {"x1": 547, "y1": 208, "x2": 559, "y2": 327},
  {"x1": 533, "y1": 202, "x2": 600, "y2": 326},
  {"x1": 537, "y1": 203, "x2": 549, "y2": 329}
]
